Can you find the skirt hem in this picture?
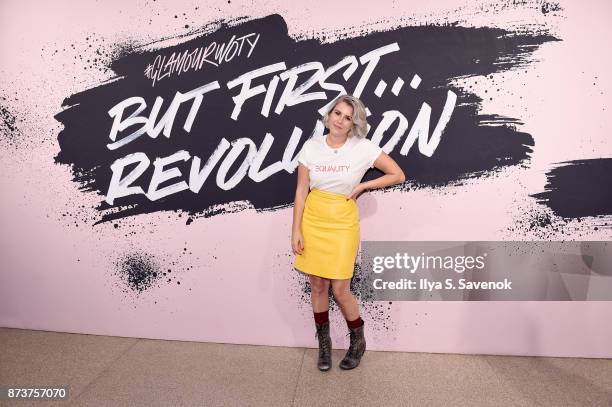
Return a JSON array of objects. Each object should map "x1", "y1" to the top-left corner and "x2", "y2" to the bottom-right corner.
[{"x1": 293, "y1": 265, "x2": 353, "y2": 281}]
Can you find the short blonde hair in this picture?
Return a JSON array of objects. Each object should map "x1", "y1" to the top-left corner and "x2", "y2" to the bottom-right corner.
[{"x1": 323, "y1": 94, "x2": 368, "y2": 138}]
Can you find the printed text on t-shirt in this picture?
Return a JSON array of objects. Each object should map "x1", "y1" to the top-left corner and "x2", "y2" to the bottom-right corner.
[{"x1": 314, "y1": 164, "x2": 350, "y2": 173}]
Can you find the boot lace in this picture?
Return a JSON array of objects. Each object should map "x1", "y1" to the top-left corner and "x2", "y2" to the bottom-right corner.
[
  {"x1": 315, "y1": 330, "x2": 331, "y2": 357},
  {"x1": 345, "y1": 331, "x2": 359, "y2": 358}
]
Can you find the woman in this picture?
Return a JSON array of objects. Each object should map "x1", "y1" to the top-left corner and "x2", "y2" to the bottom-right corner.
[{"x1": 291, "y1": 94, "x2": 405, "y2": 371}]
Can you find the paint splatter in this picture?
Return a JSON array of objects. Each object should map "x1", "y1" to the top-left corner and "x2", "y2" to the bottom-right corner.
[
  {"x1": 529, "y1": 210, "x2": 553, "y2": 229},
  {"x1": 540, "y1": 1, "x2": 562, "y2": 15},
  {"x1": 114, "y1": 252, "x2": 162, "y2": 294},
  {"x1": 0, "y1": 102, "x2": 22, "y2": 146},
  {"x1": 351, "y1": 261, "x2": 395, "y2": 331}
]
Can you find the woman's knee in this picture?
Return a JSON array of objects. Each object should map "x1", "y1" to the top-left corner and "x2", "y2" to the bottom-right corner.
[
  {"x1": 331, "y1": 283, "x2": 352, "y2": 302},
  {"x1": 310, "y1": 276, "x2": 330, "y2": 295}
]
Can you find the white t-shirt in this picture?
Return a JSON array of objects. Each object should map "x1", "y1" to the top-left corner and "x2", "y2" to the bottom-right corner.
[{"x1": 296, "y1": 134, "x2": 383, "y2": 196}]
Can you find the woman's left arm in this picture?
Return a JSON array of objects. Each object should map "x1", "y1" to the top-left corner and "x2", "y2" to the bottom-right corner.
[{"x1": 347, "y1": 152, "x2": 405, "y2": 200}]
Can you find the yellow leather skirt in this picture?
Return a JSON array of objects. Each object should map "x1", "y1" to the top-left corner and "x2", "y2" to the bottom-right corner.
[{"x1": 294, "y1": 189, "x2": 360, "y2": 280}]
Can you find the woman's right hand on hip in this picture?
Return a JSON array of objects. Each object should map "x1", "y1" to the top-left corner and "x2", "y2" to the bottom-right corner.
[{"x1": 292, "y1": 231, "x2": 304, "y2": 255}]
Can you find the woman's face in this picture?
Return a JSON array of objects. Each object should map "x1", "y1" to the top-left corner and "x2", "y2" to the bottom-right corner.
[{"x1": 328, "y1": 101, "x2": 354, "y2": 137}]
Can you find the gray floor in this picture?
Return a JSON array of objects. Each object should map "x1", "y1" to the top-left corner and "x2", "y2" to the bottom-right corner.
[{"x1": 1, "y1": 328, "x2": 611, "y2": 406}]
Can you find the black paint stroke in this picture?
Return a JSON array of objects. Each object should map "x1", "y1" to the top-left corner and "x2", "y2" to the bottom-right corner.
[
  {"x1": 55, "y1": 14, "x2": 558, "y2": 223},
  {"x1": 531, "y1": 158, "x2": 612, "y2": 218}
]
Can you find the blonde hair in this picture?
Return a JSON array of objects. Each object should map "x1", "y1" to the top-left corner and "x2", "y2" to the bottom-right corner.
[{"x1": 323, "y1": 94, "x2": 368, "y2": 138}]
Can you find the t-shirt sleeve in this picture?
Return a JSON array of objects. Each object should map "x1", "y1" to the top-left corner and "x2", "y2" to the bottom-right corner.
[
  {"x1": 365, "y1": 139, "x2": 383, "y2": 169},
  {"x1": 296, "y1": 140, "x2": 311, "y2": 169}
]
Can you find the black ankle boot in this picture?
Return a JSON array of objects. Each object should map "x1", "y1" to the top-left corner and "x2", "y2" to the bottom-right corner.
[
  {"x1": 339, "y1": 322, "x2": 366, "y2": 370},
  {"x1": 315, "y1": 321, "x2": 332, "y2": 371}
]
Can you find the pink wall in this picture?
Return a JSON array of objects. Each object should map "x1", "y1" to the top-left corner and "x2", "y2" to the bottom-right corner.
[{"x1": 0, "y1": 0, "x2": 611, "y2": 358}]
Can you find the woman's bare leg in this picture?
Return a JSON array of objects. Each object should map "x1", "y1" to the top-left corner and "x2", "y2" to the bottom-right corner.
[
  {"x1": 309, "y1": 275, "x2": 330, "y2": 313},
  {"x1": 330, "y1": 279, "x2": 360, "y2": 321}
]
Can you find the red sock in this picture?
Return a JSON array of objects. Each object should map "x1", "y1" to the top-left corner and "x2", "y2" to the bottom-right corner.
[
  {"x1": 314, "y1": 310, "x2": 329, "y2": 325},
  {"x1": 346, "y1": 317, "x2": 363, "y2": 330}
]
